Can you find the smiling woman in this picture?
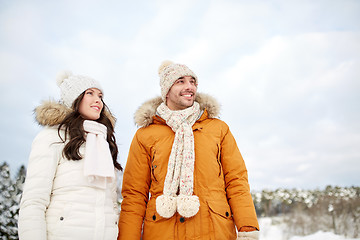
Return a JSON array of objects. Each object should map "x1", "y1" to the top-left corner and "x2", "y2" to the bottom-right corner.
[
  {"x1": 18, "y1": 71, "x2": 122, "y2": 240},
  {"x1": 79, "y1": 88, "x2": 104, "y2": 120}
]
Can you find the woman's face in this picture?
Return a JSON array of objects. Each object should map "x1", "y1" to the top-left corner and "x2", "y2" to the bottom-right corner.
[{"x1": 78, "y1": 88, "x2": 104, "y2": 120}]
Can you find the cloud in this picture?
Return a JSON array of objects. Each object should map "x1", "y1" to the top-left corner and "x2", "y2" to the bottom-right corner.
[{"x1": 213, "y1": 31, "x2": 360, "y2": 190}]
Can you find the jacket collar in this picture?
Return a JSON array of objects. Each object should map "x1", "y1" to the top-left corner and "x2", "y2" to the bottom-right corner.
[
  {"x1": 34, "y1": 100, "x2": 116, "y2": 127},
  {"x1": 134, "y1": 93, "x2": 221, "y2": 128}
]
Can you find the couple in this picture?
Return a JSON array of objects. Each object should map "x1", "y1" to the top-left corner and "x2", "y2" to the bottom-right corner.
[{"x1": 18, "y1": 60, "x2": 259, "y2": 240}]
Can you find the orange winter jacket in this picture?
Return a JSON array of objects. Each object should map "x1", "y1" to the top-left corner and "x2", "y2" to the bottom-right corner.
[{"x1": 118, "y1": 94, "x2": 259, "y2": 240}]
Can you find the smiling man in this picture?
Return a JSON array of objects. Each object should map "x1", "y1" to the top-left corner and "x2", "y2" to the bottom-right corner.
[
  {"x1": 118, "y1": 60, "x2": 259, "y2": 240},
  {"x1": 165, "y1": 76, "x2": 197, "y2": 110}
]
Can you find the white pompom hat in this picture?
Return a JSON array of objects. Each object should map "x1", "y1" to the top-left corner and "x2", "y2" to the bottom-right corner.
[
  {"x1": 56, "y1": 71, "x2": 103, "y2": 108},
  {"x1": 158, "y1": 60, "x2": 198, "y2": 102}
]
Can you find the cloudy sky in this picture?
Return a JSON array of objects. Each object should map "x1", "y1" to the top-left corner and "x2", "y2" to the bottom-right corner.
[{"x1": 1, "y1": 0, "x2": 359, "y2": 191}]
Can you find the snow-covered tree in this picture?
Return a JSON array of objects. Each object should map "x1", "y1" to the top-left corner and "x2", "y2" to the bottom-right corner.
[
  {"x1": 251, "y1": 186, "x2": 360, "y2": 238},
  {"x1": 0, "y1": 162, "x2": 18, "y2": 239}
]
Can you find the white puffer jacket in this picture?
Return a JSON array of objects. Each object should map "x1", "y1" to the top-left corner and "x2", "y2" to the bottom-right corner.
[{"x1": 18, "y1": 101, "x2": 119, "y2": 240}]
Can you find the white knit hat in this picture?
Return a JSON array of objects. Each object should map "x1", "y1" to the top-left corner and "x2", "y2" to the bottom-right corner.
[
  {"x1": 56, "y1": 71, "x2": 103, "y2": 108},
  {"x1": 158, "y1": 60, "x2": 198, "y2": 102}
]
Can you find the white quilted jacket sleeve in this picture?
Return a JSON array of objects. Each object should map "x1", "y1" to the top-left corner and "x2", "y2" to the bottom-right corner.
[{"x1": 18, "y1": 127, "x2": 61, "y2": 240}]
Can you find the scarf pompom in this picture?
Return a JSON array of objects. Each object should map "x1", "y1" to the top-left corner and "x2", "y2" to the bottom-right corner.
[
  {"x1": 156, "y1": 195, "x2": 177, "y2": 218},
  {"x1": 177, "y1": 194, "x2": 200, "y2": 218}
]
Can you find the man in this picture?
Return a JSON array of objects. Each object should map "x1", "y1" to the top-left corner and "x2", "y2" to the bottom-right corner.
[{"x1": 118, "y1": 60, "x2": 259, "y2": 240}]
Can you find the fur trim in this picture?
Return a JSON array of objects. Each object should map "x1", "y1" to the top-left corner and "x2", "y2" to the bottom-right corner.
[
  {"x1": 134, "y1": 93, "x2": 221, "y2": 128},
  {"x1": 196, "y1": 93, "x2": 220, "y2": 118},
  {"x1": 134, "y1": 96, "x2": 163, "y2": 128},
  {"x1": 35, "y1": 100, "x2": 72, "y2": 126},
  {"x1": 34, "y1": 100, "x2": 116, "y2": 127},
  {"x1": 237, "y1": 231, "x2": 259, "y2": 240},
  {"x1": 104, "y1": 108, "x2": 116, "y2": 128}
]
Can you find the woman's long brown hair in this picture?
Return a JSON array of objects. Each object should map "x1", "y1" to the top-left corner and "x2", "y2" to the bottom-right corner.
[{"x1": 58, "y1": 92, "x2": 122, "y2": 171}]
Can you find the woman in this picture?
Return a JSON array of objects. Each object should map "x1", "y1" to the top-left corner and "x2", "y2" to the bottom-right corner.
[{"x1": 18, "y1": 71, "x2": 122, "y2": 240}]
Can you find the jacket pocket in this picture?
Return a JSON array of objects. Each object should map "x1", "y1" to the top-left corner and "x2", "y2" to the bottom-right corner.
[
  {"x1": 144, "y1": 198, "x2": 169, "y2": 223},
  {"x1": 208, "y1": 200, "x2": 232, "y2": 219},
  {"x1": 143, "y1": 199, "x2": 176, "y2": 239},
  {"x1": 207, "y1": 200, "x2": 236, "y2": 239},
  {"x1": 46, "y1": 203, "x2": 72, "y2": 237}
]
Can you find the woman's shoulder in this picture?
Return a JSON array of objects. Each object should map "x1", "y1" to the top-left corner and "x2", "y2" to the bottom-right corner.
[{"x1": 33, "y1": 126, "x2": 63, "y2": 144}]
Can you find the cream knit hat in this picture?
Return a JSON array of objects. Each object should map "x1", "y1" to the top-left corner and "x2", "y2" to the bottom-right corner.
[
  {"x1": 158, "y1": 60, "x2": 198, "y2": 102},
  {"x1": 56, "y1": 71, "x2": 103, "y2": 108}
]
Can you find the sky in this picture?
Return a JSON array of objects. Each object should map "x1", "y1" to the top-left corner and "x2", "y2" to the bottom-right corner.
[{"x1": 0, "y1": 0, "x2": 359, "y2": 191}]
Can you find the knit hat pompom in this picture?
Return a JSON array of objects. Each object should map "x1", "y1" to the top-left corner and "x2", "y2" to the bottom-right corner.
[
  {"x1": 158, "y1": 60, "x2": 198, "y2": 102},
  {"x1": 56, "y1": 70, "x2": 73, "y2": 87},
  {"x1": 56, "y1": 71, "x2": 103, "y2": 108},
  {"x1": 158, "y1": 60, "x2": 174, "y2": 76}
]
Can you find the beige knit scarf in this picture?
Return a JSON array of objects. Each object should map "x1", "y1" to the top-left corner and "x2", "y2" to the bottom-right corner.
[{"x1": 156, "y1": 102, "x2": 201, "y2": 218}]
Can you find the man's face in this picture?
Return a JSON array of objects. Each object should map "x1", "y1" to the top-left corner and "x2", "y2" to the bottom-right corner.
[{"x1": 166, "y1": 76, "x2": 197, "y2": 110}]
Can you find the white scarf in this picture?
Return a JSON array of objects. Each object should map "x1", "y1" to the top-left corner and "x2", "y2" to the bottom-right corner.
[
  {"x1": 155, "y1": 102, "x2": 201, "y2": 218},
  {"x1": 83, "y1": 120, "x2": 115, "y2": 189}
]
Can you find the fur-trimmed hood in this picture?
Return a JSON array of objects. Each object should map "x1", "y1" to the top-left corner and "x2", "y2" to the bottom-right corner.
[
  {"x1": 34, "y1": 100, "x2": 116, "y2": 127},
  {"x1": 134, "y1": 93, "x2": 221, "y2": 128}
]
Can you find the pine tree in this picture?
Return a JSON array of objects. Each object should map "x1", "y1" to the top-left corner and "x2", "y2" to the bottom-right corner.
[
  {"x1": 11, "y1": 165, "x2": 26, "y2": 239},
  {"x1": 14, "y1": 165, "x2": 26, "y2": 204},
  {"x1": 0, "y1": 162, "x2": 18, "y2": 239}
]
